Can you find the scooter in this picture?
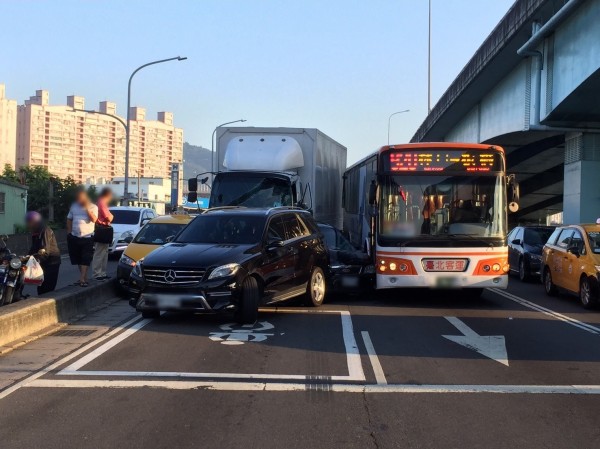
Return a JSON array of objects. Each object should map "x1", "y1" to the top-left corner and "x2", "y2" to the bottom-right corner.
[{"x1": 0, "y1": 235, "x2": 26, "y2": 306}]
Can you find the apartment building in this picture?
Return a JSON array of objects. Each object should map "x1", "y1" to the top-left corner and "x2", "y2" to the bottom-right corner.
[
  {"x1": 0, "y1": 84, "x2": 17, "y2": 169},
  {"x1": 16, "y1": 90, "x2": 183, "y2": 183}
]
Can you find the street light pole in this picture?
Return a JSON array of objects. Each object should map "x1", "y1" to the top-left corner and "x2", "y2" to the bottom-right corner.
[
  {"x1": 124, "y1": 56, "x2": 187, "y2": 204},
  {"x1": 428, "y1": 0, "x2": 432, "y2": 113},
  {"x1": 211, "y1": 119, "x2": 247, "y2": 173},
  {"x1": 387, "y1": 110, "x2": 410, "y2": 145},
  {"x1": 71, "y1": 108, "x2": 127, "y2": 132}
]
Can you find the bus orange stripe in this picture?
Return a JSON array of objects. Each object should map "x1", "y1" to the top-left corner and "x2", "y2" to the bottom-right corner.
[{"x1": 377, "y1": 251, "x2": 507, "y2": 257}]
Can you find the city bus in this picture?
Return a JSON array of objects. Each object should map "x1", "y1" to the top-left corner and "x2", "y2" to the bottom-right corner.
[{"x1": 342, "y1": 143, "x2": 519, "y2": 294}]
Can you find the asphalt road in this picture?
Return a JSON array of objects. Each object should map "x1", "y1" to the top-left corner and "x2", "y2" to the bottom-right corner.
[{"x1": 2, "y1": 276, "x2": 600, "y2": 448}]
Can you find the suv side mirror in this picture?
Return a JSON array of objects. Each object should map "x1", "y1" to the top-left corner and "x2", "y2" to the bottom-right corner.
[
  {"x1": 511, "y1": 239, "x2": 521, "y2": 246},
  {"x1": 266, "y1": 239, "x2": 284, "y2": 251},
  {"x1": 368, "y1": 181, "x2": 377, "y2": 205},
  {"x1": 567, "y1": 245, "x2": 580, "y2": 257},
  {"x1": 165, "y1": 235, "x2": 175, "y2": 243}
]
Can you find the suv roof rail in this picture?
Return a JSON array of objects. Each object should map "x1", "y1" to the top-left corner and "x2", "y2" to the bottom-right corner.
[
  {"x1": 204, "y1": 206, "x2": 248, "y2": 213},
  {"x1": 266, "y1": 206, "x2": 310, "y2": 214}
]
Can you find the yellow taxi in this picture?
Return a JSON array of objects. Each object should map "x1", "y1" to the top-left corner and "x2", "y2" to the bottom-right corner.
[
  {"x1": 116, "y1": 213, "x2": 194, "y2": 292},
  {"x1": 541, "y1": 224, "x2": 600, "y2": 308}
]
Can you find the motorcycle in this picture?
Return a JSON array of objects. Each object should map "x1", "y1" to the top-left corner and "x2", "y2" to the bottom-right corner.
[{"x1": 0, "y1": 235, "x2": 27, "y2": 306}]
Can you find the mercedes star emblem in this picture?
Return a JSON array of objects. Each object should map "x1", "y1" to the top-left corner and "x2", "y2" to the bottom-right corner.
[{"x1": 164, "y1": 269, "x2": 177, "y2": 283}]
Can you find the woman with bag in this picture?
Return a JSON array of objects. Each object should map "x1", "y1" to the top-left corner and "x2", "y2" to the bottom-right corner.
[
  {"x1": 26, "y1": 211, "x2": 61, "y2": 295},
  {"x1": 91, "y1": 187, "x2": 114, "y2": 281}
]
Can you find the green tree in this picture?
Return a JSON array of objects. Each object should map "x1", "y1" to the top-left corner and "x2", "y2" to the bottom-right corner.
[{"x1": 1, "y1": 164, "x2": 19, "y2": 183}]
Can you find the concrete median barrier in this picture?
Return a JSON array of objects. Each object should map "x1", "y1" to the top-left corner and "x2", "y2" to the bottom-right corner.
[{"x1": 0, "y1": 280, "x2": 120, "y2": 349}]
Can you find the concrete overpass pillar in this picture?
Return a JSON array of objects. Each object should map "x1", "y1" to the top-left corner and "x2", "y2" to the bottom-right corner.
[{"x1": 563, "y1": 132, "x2": 600, "y2": 224}]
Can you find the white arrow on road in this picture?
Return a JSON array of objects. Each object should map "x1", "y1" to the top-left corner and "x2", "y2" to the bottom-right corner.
[{"x1": 443, "y1": 317, "x2": 509, "y2": 366}]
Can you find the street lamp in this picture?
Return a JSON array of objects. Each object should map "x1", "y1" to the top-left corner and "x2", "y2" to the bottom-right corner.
[
  {"x1": 71, "y1": 108, "x2": 127, "y2": 132},
  {"x1": 124, "y1": 56, "x2": 187, "y2": 204},
  {"x1": 211, "y1": 119, "x2": 247, "y2": 173},
  {"x1": 387, "y1": 110, "x2": 410, "y2": 145}
]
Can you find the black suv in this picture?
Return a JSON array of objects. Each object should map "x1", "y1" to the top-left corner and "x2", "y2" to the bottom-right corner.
[{"x1": 129, "y1": 207, "x2": 329, "y2": 323}]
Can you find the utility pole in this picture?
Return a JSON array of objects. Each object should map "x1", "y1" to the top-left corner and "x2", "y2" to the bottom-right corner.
[{"x1": 428, "y1": 0, "x2": 432, "y2": 113}]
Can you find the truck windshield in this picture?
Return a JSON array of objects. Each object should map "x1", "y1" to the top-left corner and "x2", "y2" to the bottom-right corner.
[
  {"x1": 176, "y1": 215, "x2": 266, "y2": 244},
  {"x1": 379, "y1": 174, "x2": 506, "y2": 242},
  {"x1": 211, "y1": 175, "x2": 293, "y2": 208}
]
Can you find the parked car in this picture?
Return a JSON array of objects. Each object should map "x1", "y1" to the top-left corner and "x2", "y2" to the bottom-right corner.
[
  {"x1": 507, "y1": 225, "x2": 555, "y2": 281},
  {"x1": 108, "y1": 206, "x2": 157, "y2": 256},
  {"x1": 317, "y1": 222, "x2": 374, "y2": 292},
  {"x1": 116, "y1": 213, "x2": 194, "y2": 293},
  {"x1": 541, "y1": 224, "x2": 600, "y2": 308},
  {"x1": 129, "y1": 207, "x2": 329, "y2": 323}
]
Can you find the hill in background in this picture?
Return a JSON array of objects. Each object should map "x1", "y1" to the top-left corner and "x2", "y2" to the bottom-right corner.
[{"x1": 183, "y1": 142, "x2": 212, "y2": 180}]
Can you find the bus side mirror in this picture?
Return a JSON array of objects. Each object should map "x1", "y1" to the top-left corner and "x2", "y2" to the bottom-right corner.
[
  {"x1": 507, "y1": 175, "x2": 520, "y2": 213},
  {"x1": 188, "y1": 178, "x2": 198, "y2": 192},
  {"x1": 187, "y1": 191, "x2": 198, "y2": 203},
  {"x1": 368, "y1": 181, "x2": 377, "y2": 205}
]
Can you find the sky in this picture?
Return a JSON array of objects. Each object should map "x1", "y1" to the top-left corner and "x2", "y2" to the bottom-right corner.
[{"x1": 1, "y1": 0, "x2": 515, "y2": 165}]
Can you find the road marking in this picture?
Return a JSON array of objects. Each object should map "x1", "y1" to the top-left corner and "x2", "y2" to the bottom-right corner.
[
  {"x1": 25, "y1": 378, "x2": 600, "y2": 395},
  {"x1": 209, "y1": 321, "x2": 275, "y2": 345},
  {"x1": 489, "y1": 288, "x2": 600, "y2": 335},
  {"x1": 58, "y1": 309, "x2": 366, "y2": 383},
  {"x1": 443, "y1": 316, "x2": 509, "y2": 366},
  {"x1": 361, "y1": 331, "x2": 387, "y2": 385},
  {"x1": 0, "y1": 314, "x2": 143, "y2": 400}
]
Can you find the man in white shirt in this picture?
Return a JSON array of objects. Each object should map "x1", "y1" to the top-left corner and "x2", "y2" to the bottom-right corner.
[{"x1": 66, "y1": 189, "x2": 98, "y2": 287}]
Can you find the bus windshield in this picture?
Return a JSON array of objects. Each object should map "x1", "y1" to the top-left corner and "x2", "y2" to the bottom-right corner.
[{"x1": 379, "y1": 174, "x2": 506, "y2": 242}]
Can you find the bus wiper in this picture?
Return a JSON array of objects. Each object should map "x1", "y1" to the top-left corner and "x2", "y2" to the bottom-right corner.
[{"x1": 448, "y1": 233, "x2": 495, "y2": 247}]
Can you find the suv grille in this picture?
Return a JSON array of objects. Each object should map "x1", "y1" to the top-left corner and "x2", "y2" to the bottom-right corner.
[{"x1": 143, "y1": 267, "x2": 206, "y2": 286}]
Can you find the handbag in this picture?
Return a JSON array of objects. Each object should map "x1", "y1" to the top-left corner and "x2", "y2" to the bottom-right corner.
[
  {"x1": 24, "y1": 257, "x2": 45, "y2": 285},
  {"x1": 94, "y1": 223, "x2": 114, "y2": 244}
]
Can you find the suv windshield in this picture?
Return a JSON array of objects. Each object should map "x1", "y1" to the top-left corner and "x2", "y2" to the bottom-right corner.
[
  {"x1": 524, "y1": 228, "x2": 554, "y2": 246},
  {"x1": 176, "y1": 214, "x2": 266, "y2": 244},
  {"x1": 211, "y1": 175, "x2": 293, "y2": 208},
  {"x1": 110, "y1": 210, "x2": 140, "y2": 225},
  {"x1": 133, "y1": 223, "x2": 186, "y2": 245}
]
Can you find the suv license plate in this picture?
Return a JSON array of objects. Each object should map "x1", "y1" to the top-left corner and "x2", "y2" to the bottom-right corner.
[{"x1": 155, "y1": 295, "x2": 182, "y2": 308}]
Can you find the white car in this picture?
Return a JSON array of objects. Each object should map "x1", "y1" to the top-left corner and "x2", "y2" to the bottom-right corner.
[{"x1": 108, "y1": 206, "x2": 157, "y2": 256}]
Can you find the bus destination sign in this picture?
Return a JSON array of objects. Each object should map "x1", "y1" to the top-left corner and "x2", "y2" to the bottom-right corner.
[{"x1": 383, "y1": 149, "x2": 502, "y2": 173}]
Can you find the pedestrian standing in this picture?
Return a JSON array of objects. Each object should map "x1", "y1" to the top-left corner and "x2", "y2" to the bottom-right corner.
[
  {"x1": 66, "y1": 189, "x2": 98, "y2": 287},
  {"x1": 91, "y1": 187, "x2": 114, "y2": 281},
  {"x1": 26, "y1": 211, "x2": 61, "y2": 295}
]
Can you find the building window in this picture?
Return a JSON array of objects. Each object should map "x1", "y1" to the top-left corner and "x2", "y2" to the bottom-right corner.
[{"x1": 0, "y1": 192, "x2": 5, "y2": 214}]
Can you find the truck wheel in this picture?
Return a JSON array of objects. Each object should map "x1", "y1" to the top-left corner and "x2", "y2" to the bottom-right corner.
[
  {"x1": 579, "y1": 277, "x2": 595, "y2": 309},
  {"x1": 543, "y1": 268, "x2": 558, "y2": 296},
  {"x1": 236, "y1": 276, "x2": 259, "y2": 324},
  {"x1": 305, "y1": 267, "x2": 326, "y2": 307},
  {"x1": 142, "y1": 310, "x2": 160, "y2": 319}
]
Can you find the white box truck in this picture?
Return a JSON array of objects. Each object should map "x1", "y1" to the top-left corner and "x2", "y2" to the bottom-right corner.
[{"x1": 193, "y1": 127, "x2": 347, "y2": 228}]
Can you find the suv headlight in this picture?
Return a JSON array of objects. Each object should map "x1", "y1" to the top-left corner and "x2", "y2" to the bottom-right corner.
[
  {"x1": 10, "y1": 257, "x2": 22, "y2": 269},
  {"x1": 120, "y1": 254, "x2": 136, "y2": 267},
  {"x1": 132, "y1": 259, "x2": 144, "y2": 277},
  {"x1": 208, "y1": 263, "x2": 240, "y2": 280}
]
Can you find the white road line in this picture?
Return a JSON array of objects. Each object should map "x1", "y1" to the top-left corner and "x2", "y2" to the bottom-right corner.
[
  {"x1": 0, "y1": 314, "x2": 143, "y2": 400},
  {"x1": 59, "y1": 318, "x2": 152, "y2": 373},
  {"x1": 25, "y1": 378, "x2": 600, "y2": 395},
  {"x1": 341, "y1": 311, "x2": 366, "y2": 381},
  {"x1": 361, "y1": 331, "x2": 387, "y2": 385},
  {"x1": 489, "y1": 288, "x2": 600, "y2": 335}
]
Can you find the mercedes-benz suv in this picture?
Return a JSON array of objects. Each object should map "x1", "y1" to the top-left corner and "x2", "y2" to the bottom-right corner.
[{"x1": 129, "y1": 207, "x2": 329, "y2": 323}]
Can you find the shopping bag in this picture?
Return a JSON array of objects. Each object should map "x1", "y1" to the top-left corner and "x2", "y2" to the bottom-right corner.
[
  {"x1": 94, "y1": 224, "x2": 114, "y2": 244},
  {"x1": 24, "y1": 257, "x2": 45, "y2": 285}
]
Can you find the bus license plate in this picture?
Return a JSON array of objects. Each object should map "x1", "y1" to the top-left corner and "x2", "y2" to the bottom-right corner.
[{"x1": 435, "y1": 277, "x2": 458, "y2": 288}]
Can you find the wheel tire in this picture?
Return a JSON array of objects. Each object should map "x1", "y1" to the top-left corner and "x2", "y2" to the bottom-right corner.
[
  {"x1": 543, "y1": 268, "x2": 558, "y2": 296},
  {"x1": 3, "y1": 286, "x2": 16, "y2": 305},
  {"x1": 579, "y1": 277, "x2": 595, "y2": 309},
  {"x1": 305, "y1": 267, "x2": 326, "y2": 307},
  {"x1": 518, "y1": 258, "x2": 529, "y2": 282},
  {"x1": 236, "y1": 276, "x2": 259, "y2": 324},
  {"x1": 141, "y1": 310, "x2": 160, "y2": 319}
]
